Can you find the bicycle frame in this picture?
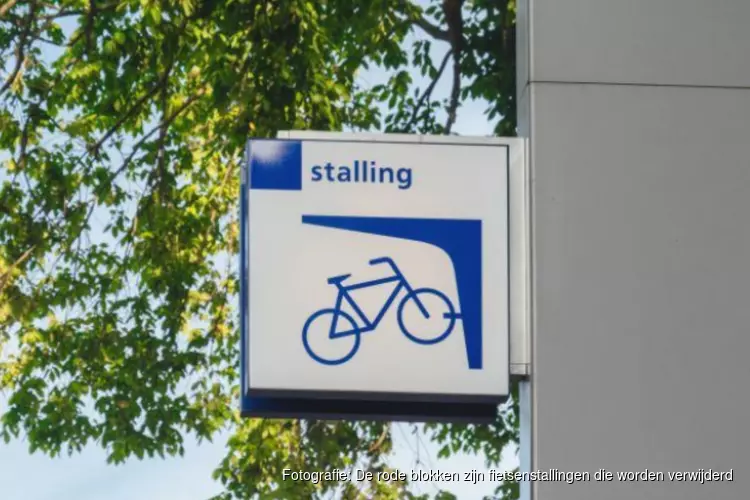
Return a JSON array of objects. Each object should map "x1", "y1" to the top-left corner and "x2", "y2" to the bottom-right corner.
[{"x1": 329, "y1": 269, "x2": 415, "y2": 339}]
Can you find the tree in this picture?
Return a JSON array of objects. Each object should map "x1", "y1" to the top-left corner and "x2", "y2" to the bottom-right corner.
[{"x1": 0, "y1": 0, "x2": 517, "y2": 498}]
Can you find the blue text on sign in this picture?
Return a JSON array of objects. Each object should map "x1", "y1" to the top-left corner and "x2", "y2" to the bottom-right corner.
[{"x1": 311, "y1": 160, "x2": 413, "y2": 190}]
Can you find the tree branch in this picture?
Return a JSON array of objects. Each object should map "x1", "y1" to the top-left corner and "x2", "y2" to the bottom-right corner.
[
  {"x1": 61, "y1": 87, "x2": 205, "y2": 276},
  {"x1": 413, "y1": 15, "x2": 448, "y2": 41},
  {"x1": 405, "y1": 49, "x2": 451, "y2": 131},
  {"x1": 0, "y1": 1, "x2": 36, "y2": 97},
  {"x1": 396, "y1": 0, "x2": 449, "y2": 41},
  {"x1": 156, "y1": 55, "x2": 173, "y2": 199},
  {"x1": 0, "y1": 245, "x2": 36, "y2": 293},
  {"x1": 85, "y1": 0, "x2": 95, "y2": 55},
  {"x1": 0, "y1": 0, "x2": 18, "y2": 17},
  {"x1": 43, "y1": 0, "x2": 120, "y2": 21},
  {"x1": 444, "y1": 62, "x2": 460, "y2": 134},
  {"x1": 16, "y1": 116, "x2": 30, "y2": 170},
  {"x1": 367, "y1": 425, "x2": 389, "y2": 453},
  {"x1": 87, "y1": 69, "x2": 172, "y2": 157},
  {"x1": 109, "y1": 88, "x2": 206, "y2": 189},
  {"x1": 442, "y1": 0, "x2": 464, "y2": 134},
  {"x1": 86, "y1": 16, "x2": 189, "y2": 157}
]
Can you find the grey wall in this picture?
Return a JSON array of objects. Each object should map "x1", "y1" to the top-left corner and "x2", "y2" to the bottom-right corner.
[{"x1": 518, "y1": 2, "x2": 750, "y2": 499}]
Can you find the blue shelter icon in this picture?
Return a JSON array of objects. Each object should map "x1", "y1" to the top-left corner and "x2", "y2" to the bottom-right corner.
[{"x1": 301, "y1": 215, "x2": 483, "y2": 370}]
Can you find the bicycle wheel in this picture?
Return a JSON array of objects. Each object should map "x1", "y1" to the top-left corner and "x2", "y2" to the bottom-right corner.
[
  {"x1": 397, "y1": 288, "x2": 457, "y2": 345},
  {"x1": 302, "y1": 309, "x2": 361, "y2": 365}
]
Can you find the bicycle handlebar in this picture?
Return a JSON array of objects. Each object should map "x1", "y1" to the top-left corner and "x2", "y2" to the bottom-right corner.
[{"x1": 369, "y1": 257, "x2": 394, "y2": 266}]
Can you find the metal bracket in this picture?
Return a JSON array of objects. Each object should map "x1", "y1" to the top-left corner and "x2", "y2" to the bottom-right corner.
[{"x1": 509, "y1": 136, "x2": 531, "y2": 379}]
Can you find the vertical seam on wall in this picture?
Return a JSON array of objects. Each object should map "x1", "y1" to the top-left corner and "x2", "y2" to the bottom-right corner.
[{"x1": 527, "y1": 82, "x2": 538, "y2": 500}]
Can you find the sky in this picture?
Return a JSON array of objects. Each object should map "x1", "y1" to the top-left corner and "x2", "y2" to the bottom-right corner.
[{"x1": 0, "y1": 5, "x2": 517, "y2": 499}]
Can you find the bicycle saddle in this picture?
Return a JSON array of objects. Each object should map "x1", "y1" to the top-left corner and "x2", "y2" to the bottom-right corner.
[{"x1": 327, "y1": 273, "x2": 352, "y2": 285}]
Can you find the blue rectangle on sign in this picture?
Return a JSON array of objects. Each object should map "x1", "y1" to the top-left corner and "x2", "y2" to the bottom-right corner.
[{"x1": 249, "y1": 140, "x2": 302, "y2": 190}]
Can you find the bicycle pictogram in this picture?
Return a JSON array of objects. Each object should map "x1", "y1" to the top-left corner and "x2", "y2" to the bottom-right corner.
[{"x1": 302, "y1": 257, "x2": 462, "y2": 365}]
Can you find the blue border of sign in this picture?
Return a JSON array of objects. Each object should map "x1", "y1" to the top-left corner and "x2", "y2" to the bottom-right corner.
[{"x1": 240, "y1": 138, "x2": 510, "y2": 422}]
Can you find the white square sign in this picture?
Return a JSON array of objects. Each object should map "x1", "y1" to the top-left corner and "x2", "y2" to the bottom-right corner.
[{"x1": 242, "y1": 134, "x2": 516, "y2": 403}]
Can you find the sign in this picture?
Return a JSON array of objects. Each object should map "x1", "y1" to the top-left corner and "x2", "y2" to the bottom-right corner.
[{"x1": 240, "y1": 132, "x2": 524, "y2": 422}]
